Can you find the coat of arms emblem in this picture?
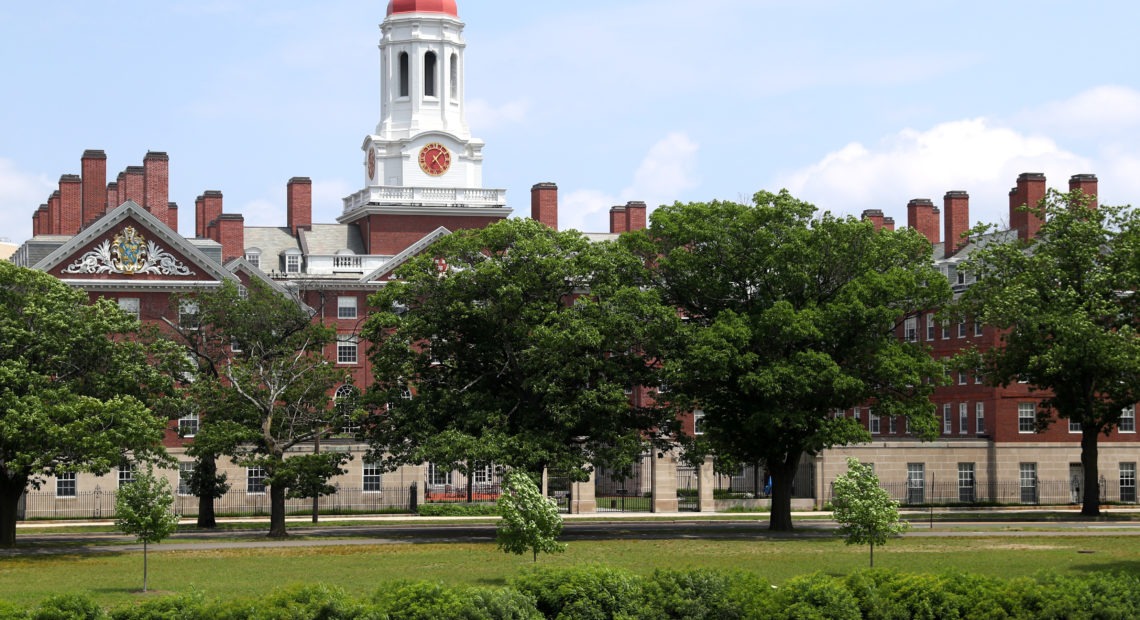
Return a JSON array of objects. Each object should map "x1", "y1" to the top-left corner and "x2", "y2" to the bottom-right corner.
[{"x1": 111, "y1": 227, "x2": 148, "y2": 274}]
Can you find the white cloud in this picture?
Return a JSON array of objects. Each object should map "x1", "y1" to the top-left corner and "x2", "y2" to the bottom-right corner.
[
  {"x1": 0, "y1": 158, "x2": 54, "y2": 243},
  {"x1": 467, "y1": 99, "x2": 531, "y2": 132},
  {"x1": 1020, "y1": 86, "x2": 1140, "y2": 138},
  {"x1": 777, "y1": 118, "x2": 1091, "y2": 227},
  {"x1": 558, "y1": 132, "x2": 700, "y2": 233}
]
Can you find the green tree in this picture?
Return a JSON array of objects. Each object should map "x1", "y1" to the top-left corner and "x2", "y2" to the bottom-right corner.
[
  {"x1": 0, "y1": 262, "x2": 172, "y2": 547},
  {"x1": 363, "y1": 218, "x2": 679, "y2": 482},
  {"x1": 955, "y1": 189, "x2": 1140, "y2": 516},
  {"x1": 175, "y1": 279, "x2": 347, "y2": 537},
  {"x1": 496, "y1": 469, "x2": 566, "y2": 562},
  {"x1": 637, "y1": 191, "x2": 950, "y2": 531},
  {"x1": 831, "y1": 457, "x2": 907, "y2": 567},
  {"x1": 115, "y1": 467, "x2": 180, "y2": 592}
]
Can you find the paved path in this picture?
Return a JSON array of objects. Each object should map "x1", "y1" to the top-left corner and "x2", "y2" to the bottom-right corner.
[{"x1": 5, "y1": 511, "x2": 1140, "y2": 557}]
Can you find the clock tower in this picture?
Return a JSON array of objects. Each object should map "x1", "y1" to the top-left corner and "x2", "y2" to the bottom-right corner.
[{"x1": 341, "y1": 0, "x2": 509, "y2": 255}]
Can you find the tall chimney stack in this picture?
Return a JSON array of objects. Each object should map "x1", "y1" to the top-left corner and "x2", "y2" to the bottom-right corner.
[
  {"x1": 624, "y1": 201, "x2": 647, "y2": 232},
  {"x1": 1069, "y1": 174, "x2": 1098, "y2": 210},
  {"x1": 530, "y1": 182, "x2": 558, "y2": 230},
  {"x1": 907, "y1": 198, "x2": 939, "y2": 245},
  {"x1": 144, "y1": 152, "x2": 170, "y2": 228},
  {"x1": 122, "y1": 166, "x2": 145, "y2": 206},
  {"x1": 943, "y1": 191, "x2": 969, "y2": 257},
  {"x1": 286, "y1": 177, "x2": 313, "y2": 235},
  {"x1": 862, "y1": 209, "x2": 886, "y2": 231},
  {"x1": 81, "y1": 150, "x2": 107, "y2": 225},
  {"x1": 59, "y1": 175, "x2": 83, "y2": 235},
  {"x1": 609, "y1": 206, "x2": 627, "y2": 233},
  {"x1": 1010, "y1": 173, "x2": 1046, "y2": 242}
]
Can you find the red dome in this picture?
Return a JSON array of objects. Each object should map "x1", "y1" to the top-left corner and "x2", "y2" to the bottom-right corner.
[{"x1": 386, "y1": 0, "x2": 458, "y2": 17}]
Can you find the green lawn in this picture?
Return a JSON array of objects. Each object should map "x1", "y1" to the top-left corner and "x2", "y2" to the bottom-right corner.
[{"x1": 2, "y1": 533, "x2": 1138, "y2": 608}]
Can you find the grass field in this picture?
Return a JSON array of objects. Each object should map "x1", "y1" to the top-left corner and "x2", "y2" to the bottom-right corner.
[{"x1": 3, "y1": 530, "x2": 1139, "y2": 608}]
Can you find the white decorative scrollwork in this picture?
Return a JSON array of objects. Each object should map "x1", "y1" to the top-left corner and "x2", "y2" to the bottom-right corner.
[{"x1": 62, "y1": 227, "x2": 195, "y2": 276}]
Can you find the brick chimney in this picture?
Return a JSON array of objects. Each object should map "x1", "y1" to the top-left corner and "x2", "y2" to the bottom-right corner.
[
  {"x1": 201, "y1": 191, "x2": 223, "y2": 239},
  {"x1": 59, "y1": 175, "x2": 83, "y2": 235},
  {"x1": 907, "y1": 198, "x2": 940, "y2": 245},
  {"x1": 609, "y1": 206, "x2": 627, "y2": 233},
  {"x1": 530, "y1": 182, "x2": 558, "y2": 230},
  {"x1": 122, "y1": 166, "x2": 145, "y2": 206},
  {"x1": 1069, "y1": 174, "x2": 1098, "y2": 210},
  {"x1": 883, "y1": 217, "x2": 895, "y2": 231},
  {"x1": 195, "y1": 195, "x2": 205, "y2": 238},
  {"x1": 287, "y1": 177, "x2": 313, "y2": 235},
  {"x1": 862, "y1": 208, "x2": 885, "y2": 231},
  {"x1": 144, "y1": 152, "x2": 170, "y2": 228},
  {"x1": 943, "y1": 191, "x2": 969, "y2": 257},
  {"x1": 624, "y1": 201, "x2": 647, "y2": 232},
  {"x1": 216, "y1": 214, "x2": 245, "y2": 263},
  {"x1": 168, "y1": 202, "x2": 179, "y2": 234},
  {"x1": 34, "y1": 204, "x2": 47, "y2": 236},
  {"x1": 81, "y1": 150, "x2": 107, "y2": 225},
  {"x1": 1010, "y1": 173, "x2": 1046, "y2": 242},
  {"x1": 49, "y1": 191, "x2": 61, "y2": 235},
  {"x1": 106, "y1": 182, "x2": 119, "y2": 212}
]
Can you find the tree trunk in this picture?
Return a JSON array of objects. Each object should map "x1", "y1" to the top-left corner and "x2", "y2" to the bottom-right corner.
[
  {"x1": 196, "y1": 456, "x2": 218, "y2": 529},
  {"x1": 268, "y1": 483, "x2": 288, "y2": 538},
  {"x1": 1081, "y1": 428, "x2": 1101, "y2": 516},
  {"x1": 869, "y1": 541, "x2": 875, "y2": 568},
  {"x1": 0, "y1": 474, "x2": 27, "y2": 548},
  {"x1": 142, "y1": 540, "x2": 149, "y2": 593},
  {"x1": 768, "y1": 454, "x2": 800, "y2": 532}
]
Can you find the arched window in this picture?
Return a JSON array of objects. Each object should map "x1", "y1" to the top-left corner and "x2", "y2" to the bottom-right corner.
[
  {"x1": 424, "y1": 51, "x2": 437, "y2": 97},
  {"x1": 335, "y1": 385, "x2": 360, "y2": 435},
  {"x1": 449, "y1": 53, "x2": 458, "y2": 99},
  {"x1": 398, "y1": 52, "x2": 410, "y2": 97}
]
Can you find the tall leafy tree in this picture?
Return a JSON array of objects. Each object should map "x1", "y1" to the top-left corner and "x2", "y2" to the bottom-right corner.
[
  {"x1": 115, "y1": 467, "x2": 180, "y2": 592},
  {"x1": 177, "y1": 279, "x2": 346, "y2": 537},
  {"x1": 362, "y1": 218, "x2": 679, "y2": 482},
  {"x1": 955, "y1": 189, "x2": 1140, "y2": 516},
  {"x1": 496, "y1": 469, "x2": 566, "y2": 562},
  {"x1": 0, "y1": 262, "x2": 172, "y2": 547},
  {"x1": 637, "y1": 191, "x2": 949, "y2": 531}
]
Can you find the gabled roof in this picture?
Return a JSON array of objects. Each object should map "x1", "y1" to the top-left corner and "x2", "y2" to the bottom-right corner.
[
  {"x1": 34, "y1": 201, "x2": 238, "y2": 289},
  {"x1": 224, "y1": 257, "x2": 316, "y2": 316},
  {"x1": 361, "y1": 226, "x2": 452, "y2": 283}
]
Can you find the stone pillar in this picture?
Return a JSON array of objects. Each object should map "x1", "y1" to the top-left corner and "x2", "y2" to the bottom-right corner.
[
  {"x1": 697, "y1": 456, "x2": 716, "y2": 512},
  {"x1": 652, "y1": 450, "x2": 679, "y2": 513},
  {"x1": 399, "y1": 463, "x2": 426, "y2": 509},
  {"x1": 541, "y1": 468, "x2": 549, "y2": 497},
  {"x1": 570, "y1": 470, "x2": 596, "y2": 514}
]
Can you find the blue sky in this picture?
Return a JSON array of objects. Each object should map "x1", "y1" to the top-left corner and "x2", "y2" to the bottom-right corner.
[{"x1": 3, "y1": 1, "x2": 1140, "y2": 244}]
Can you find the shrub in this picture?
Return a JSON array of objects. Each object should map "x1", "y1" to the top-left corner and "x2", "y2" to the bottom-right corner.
[
  {"x1": 30, "y1": 595, "x2": 106, "y2": 620},
  {"x1": 511, "y1": 565, "x2": 646, "y2": 619},
  {"x1": 0, "y1": 600, "x2": 27, "y2": 620},
  {"x1": 640, "y1": 569, "x2": 772, "y2": 619},
  {"x1": 371, "y1": 581, "x2": 540, "y2": 620},
  {"x1": 768, "y1": 573, "x2": 860, "y2": 620},
  {"x1": 109, "y1": 591, "x2": 211, "y2": 620},
  {"x1": 416, "y1": 503, "x2": 500, "y2": 517}
]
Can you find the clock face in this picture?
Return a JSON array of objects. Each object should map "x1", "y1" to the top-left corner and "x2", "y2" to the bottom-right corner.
[
  {"x1": 418, "y1": 142, "x2": 451, "y2": 177},
  {"x1": 367, "y1": 149, "x2": 376, "y2": 180}
]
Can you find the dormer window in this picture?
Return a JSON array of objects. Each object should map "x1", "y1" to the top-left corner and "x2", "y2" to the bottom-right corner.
[
  {"x1": 245, "y1": 249, "x2": 261, "y2": 269},
  {"x1": 282, "y1": 249, "x2": 303, "y2": 274}
]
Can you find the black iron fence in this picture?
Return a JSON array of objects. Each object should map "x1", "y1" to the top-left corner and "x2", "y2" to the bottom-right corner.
[
  {"x1": 715, "y1": 461, "x2": 816, "y2": 499},
  {"x1": 20, "y1": 484, "x2": 417, "y2": 521},
  {"x1": 825, "y1": 476, "x2": 1128, "y2": 507}
]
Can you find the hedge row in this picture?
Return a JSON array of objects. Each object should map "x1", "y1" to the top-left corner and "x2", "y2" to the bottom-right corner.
[{"x1": 6, "y1": 567, "x2": 1140, "y2": 619}]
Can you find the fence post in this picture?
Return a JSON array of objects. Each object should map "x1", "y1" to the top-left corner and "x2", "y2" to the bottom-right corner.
[
  {"x1": 409, "y1": 482, "x2": 418, "y2": 513},
  {"x1": 94, "y1": 485, "x2": 102, "y2": 519}
]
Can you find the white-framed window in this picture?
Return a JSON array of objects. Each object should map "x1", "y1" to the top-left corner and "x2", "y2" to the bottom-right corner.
[
  {"x1": 363, "y1": 462, "x2": 383, "y2": 492},
  {"x1": 975, "y1": 367, "x2": 983, "y2": 384},
  {"x1": 118, "y1": 461, "x2": 135, "y2": 489},
  {"x1": 56, "y1": 472, "x2": 77, "y2": 498},
  {"x1": 1121, "y1": 406, "x2": 1136, "y2": 433},
  {"x1": 428, "y1": 463, "x2": 452, "y2": 487},
  {"x1": 335, "y1": 385, "x2": 360, "y2": 434},
  {"x1": 888, "y1": 416, "x2": 897, "y2": 434},
  {"x1": 869, "y1": 411, "x2": 880, "y2": 435},
  {"x1": 285, "y1": 253, "x2": 302, "y2": 274},
  {"x1": 118, "y1": 297, "x2": 140, "y2": 320},
  {"x1": 179, "y1": 299, "x2": 199, "y2": 330},
  {"x1": 178, "y1": 462, "x2": 195, "y2": 496},
  {"x1": 904, "y1": 316, "x2": 917, "y2": 342},
  {"x1": 958, "y1": 371, "x2": 967, "y2": 386},
  {"x1": 974, "y1": 321, "x2": 984, "y2": 337},
  {"x1": 958, "y1": 462, "x2": 976, "y2": 502},
  {"x1": 926, "y1": 313, "x2": 935, "y2": 341},
  {"x1": 943, "y1": 403, "x2": 952, "y2": 434},
  {"x1": 907, "y1": 463, "x2": 925, "y2": 504},
  {"x1": 1121, "y1": 463, "x2": 1137, "y2": 503},
  {"x1": 957, "y1": 321, "x2": 967, "y2": 338},
  {"x1": 693, "y1": 409, "x2": 706, "y2": 435},
  {"x1": 853, "y1": 407, "x2": 861, "y2": 421},
  {"x1": 245, "y1": 252, "x2": 260, "y2": 269},
  {"x1": 337, "y1": 296, "x2": 358, "y2": 320},
  {"x1": 1020, "y1": 462, "x2": 1038, "y2": 504},
  {"x1": 247, "y1": 467, "x2": 267, "y2": 494},
  {"x1": 178, "y1": 411, "x2": 199, "y2": 438},
  {"x1": 1069, "y1": 419, "x2": 1082, "y2": 434},
  {"x1": 1018, "y1": 403, "x2": 1036, "y2": 433},
  {"x1": 337, "y1": 335, "x2": 359, "y2": 365},
  {"x1": 976, "y1": 402, "x2": 985, "y2": 434},
  {"x1": 941, "y1": 320, "x2": 950, "y2": 340},
  {"x1": 473, "y1": 463, "x2": 496, "y2": 487},
  {"x1": 959, "y1": 402, "x2": 968, "y2": 434}
]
